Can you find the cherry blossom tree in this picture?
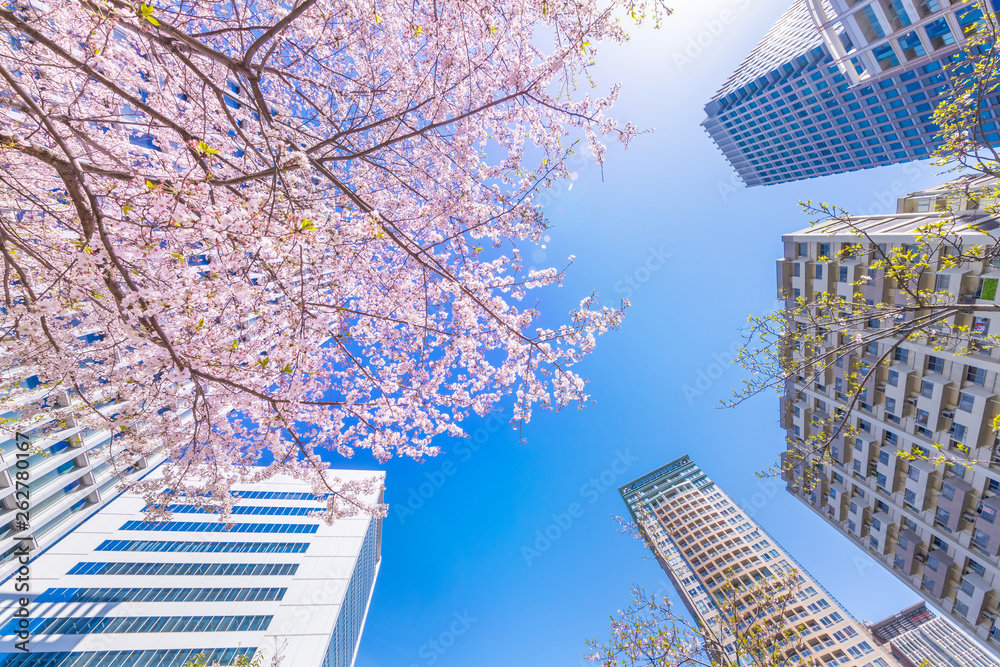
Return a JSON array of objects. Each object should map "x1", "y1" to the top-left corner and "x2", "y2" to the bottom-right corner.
[
  {"x1": 587, "y1": 574, "x2": 817, "y2": 667},
  {"x1": 0, "y1": 0, "x2": 667, "y2": 519}
]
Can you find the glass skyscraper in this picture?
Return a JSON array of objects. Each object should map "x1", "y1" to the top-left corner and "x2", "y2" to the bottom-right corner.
[{"x1": 703, "y1": 0, "x2": 1000, "y2": 186}]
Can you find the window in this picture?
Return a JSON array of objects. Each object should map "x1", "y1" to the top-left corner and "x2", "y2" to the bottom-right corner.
[
  {"x1": 982, "y1": 504, "x2": 997, "y2": 523},
  {"x1": 950, "y1": 423, "x2": 967, "y2": 443},
  {"x1": 96, "y1": 540, "x2": 310, "y2": 554},
  {"x1": 959, "y1": 392, "x2": 975, "y2": 412},
  {"x1": 798, "y1": 242, "x2": 808, "y2": 257},
  {"x1": 839, "y1": 266, "x2": 849, "y2": 282},
  {"x1": 920, "y1": 379, "x2": 933, "y2": 397},
  {"x1": 974, "y1": 529, "x2": 990, "y2": 548},
  {"x1": 941, "y1": 483, "x2": 955, "y2": 501},
  {"x1": 898, "y1": 535, "x2": 909, "y2": 550},
  {"x1": 934, "y1": 508, "x2": 950, "y2": 528},
  {"x1": 818, "y1": 242, "x2": 830, "y2": 258},
  {"x1": 154, "y1": 504, "x2": 322, "y2": 517},
  {"x1": 119, "y1": 521, "x2": 319, "y2": 534},
  {"x1": 888, "y1": 370, "x2": 899, "y2": 386},
  {"x1": 815, "y1": 264, "x2": 823, "y2": 279},
  {"x1": 894, "y1": 347, "x2": 909, "y2": 363},
  {"x1": 793, "y1": 262, "x2": 801, "y2": 277},
  {"x1": 0, "y1": 649, "x2": 256, "y2": 667},
  {"x1": 924, "y1": 17, "x2": 955, "y2": 49},
  {"x1": 0, "y1": 614, "x2": 273, "y2": 636},
  {"x1": 916, "y1": 409, "x2": 929, "y2": 425},
  {"x1": 897, "y1": 31, "x2": 926, "y2": 60},
  {"x1": 935, "y1": 274, "x2": 951, "y2": 291},
  {"x1": 885, "y1": 397, "x2": 896, "y2": 413},
  {"x1": 966, "y1": 366, "x2": 987, "y2": 386},
  {"x1": 927, "y1": 356, "x2": 944, "y2": 374},
  {"x1": 37, "y1": 587, "x2": 287, "y2": 603},
  {"x1": 67, "y1": 561, "x2": 299, "y2": 577}
]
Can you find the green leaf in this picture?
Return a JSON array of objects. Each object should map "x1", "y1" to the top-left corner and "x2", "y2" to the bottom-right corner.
[
  {"x1": 139, "y1": 3, "x2": 160, "y2": 25},
  {"x1": 983, "y1": 278, "x2": 998, "y2": 300}
]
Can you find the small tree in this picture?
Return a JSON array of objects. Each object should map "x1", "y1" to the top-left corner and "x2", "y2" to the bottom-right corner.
[
  {"x1": 587, "y1": 572, "x2": 819, "y2": 667},
  {"x1": 594, "y1": 504, "x2": 820, "y2": 667}
]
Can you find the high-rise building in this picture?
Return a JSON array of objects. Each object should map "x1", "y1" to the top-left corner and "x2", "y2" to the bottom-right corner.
[
  {"x1": 702, "y1": 0, "x2": 1000, "y2": 186},
  {"x1": 0, "y1": 469, "x2": 384, "y2": 667},
  {"x1": 619, "y1": 455, "x2": 900, "y2": 667},
  {"x1": 0, "y1": 390, "x2": 164, "y2": 579},
  {"x1": 869, "y1": 602, "x2": 1000, "y2": 666},
  {"x1": 778, "y1": 179, "x2": 1000, "y2": 657}
]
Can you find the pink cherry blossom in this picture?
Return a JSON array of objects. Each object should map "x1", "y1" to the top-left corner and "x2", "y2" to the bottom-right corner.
[{"x1": 0, "y1": 0, "x2": 666, "y2": 519}]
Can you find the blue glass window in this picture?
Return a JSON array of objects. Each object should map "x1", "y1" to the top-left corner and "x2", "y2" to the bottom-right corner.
[
  {"x1": 0, "y1": 648, "x2": 255, "y2": 667},
  {"x1": 0, "y1": 615, "x2": 271, "y2": 635},
  {"x1": 66, "y1": 562, "x2": 298, "y2": 576},
  {"x1": 95, "y1": 539, "x2": 309, "y2": 554},
  {"x1": 36, "y1": 587, "x2": 286, "y2": 604},
  {"x1": 119, "y1": 520, "x2": 318, "y2": 534}
]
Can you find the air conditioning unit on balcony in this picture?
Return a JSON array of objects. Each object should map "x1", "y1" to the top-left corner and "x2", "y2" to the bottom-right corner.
[
  {"x1": 915, "y1": 553, "x2": 927, "y2": 564},
  {"x1": 942, "y1": 411, "x2": 955, "y2": 420},
  {"x1": 906, "y1": 397, "x2": 919, "y2": 406},
  {"x1": 964, "y1": 512, "x2": 977, "y2": 523},
  {"x1": 876, "y1": 384, "x2": 886, "y2": 392}
]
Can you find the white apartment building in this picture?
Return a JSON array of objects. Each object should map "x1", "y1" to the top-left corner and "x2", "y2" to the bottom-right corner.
[
  {"x1": 869, "y1": 601, "x2": 1000, "y2": 666},
  {"x1": 0, "y1": 469, "x2": 384, "y2": 667},
  {"x1": 779, "y1": 179, "x2": 1000, "y2": 657},
  {"x1": 621, "y1": 456, "x2": 900, "y2": 667}
]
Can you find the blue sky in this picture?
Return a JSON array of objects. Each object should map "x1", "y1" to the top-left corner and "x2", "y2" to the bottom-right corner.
[{"x1": 346, "y1": 2, "x2": 950, "y2": 665}]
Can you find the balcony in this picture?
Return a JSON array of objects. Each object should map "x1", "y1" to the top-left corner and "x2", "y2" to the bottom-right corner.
[
  {"x1": 936, "y1": 477, "x2": 974, "y2": 533},
  {"x1": 974, "y1": 497, "x2": 1000, "y2": 557},
  {"x1": 921, "y1": 548, "x2": 955, "y2": 599},
  {"x1": 892, "y1": 529, "x2": 921, "y2": 576},
  {"x1": 956, "y1": 573, "x2": 991, "y2": 624}
]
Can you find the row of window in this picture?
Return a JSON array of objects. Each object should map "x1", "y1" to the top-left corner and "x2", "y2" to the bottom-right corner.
[
  {"x1": 67, "y1": 561, "x2": 298, "y2": 577},
  {"x1": 120, "y1": 520, "x2": 319, "y2": 533},
  {"x1": 0, "y1": 648, "x2": 256, "y2": 667},
  {"x1": 148, "y1": 504, "x2": 320, "y2": 516},
  {"x1": 95, "y1": 539, "x2": 310, "y2": 554},
  {"x1": 1, "y1": 614, "x2": 272, "y2": 636},
  {"x1": 165, "y1": 490, "x2": 329, "y2": 502},
  {"x1": 36, "y1": 587, "x2": 286, "y2": 603}
]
